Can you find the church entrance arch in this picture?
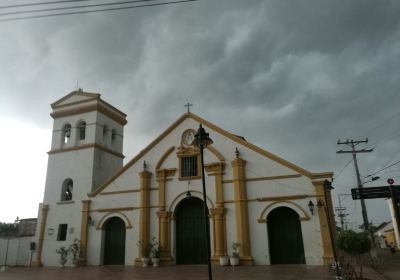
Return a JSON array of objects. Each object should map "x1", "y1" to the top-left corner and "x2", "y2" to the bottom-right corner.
[
  {"x1": 176, "y1": 196, "x2": 208, "y2": 264},
  {"x1": 267, "y1": 206, "x2": 305, "y2": 264},
  {"x1": 103, "y1": 216, "x2": 126, "y2": 265}
]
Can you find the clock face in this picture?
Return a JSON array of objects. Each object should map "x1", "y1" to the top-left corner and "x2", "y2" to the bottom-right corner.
[{"x1": 182, "y1": 129, "x2": 196, "y2": 146}]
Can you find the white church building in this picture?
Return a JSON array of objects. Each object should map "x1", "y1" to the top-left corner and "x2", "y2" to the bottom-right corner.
[{"x1": 32, "y1": 90, "x2": 336, "y2": 267}]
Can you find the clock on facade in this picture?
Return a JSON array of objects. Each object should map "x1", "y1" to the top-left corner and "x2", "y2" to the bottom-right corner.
[{"x1": 181, "y1": 129, "x2": 196, "y2": 146}]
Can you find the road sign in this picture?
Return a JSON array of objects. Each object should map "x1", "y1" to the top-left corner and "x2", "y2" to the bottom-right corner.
[{"x1": 351, "y1": 185, "x2": 400, "y2": 200}]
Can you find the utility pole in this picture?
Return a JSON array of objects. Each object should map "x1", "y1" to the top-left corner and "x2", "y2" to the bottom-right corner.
[
  {"x1": 337, "y1": 138, "x2": 374, "y2": 243},
  {"x1": 336, "y1": 193, "x2": 351, "y2": 230}
]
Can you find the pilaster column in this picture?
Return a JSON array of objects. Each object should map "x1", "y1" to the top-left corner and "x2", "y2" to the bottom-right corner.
[
  {"x1": 157, "y1": 211, "x2": 173, "y2": 262},
  {"x1": 231, "y1": 157, "x2": 253, "y2": 265},
  {"x1": 32, "y1": 204, "x2": 49, "y2": 267},
  {"x1": 205, "y1": 162, "x2": 227, "y2": 261},
  {"x1": 156, "y1": 168, "x2": 176, "y2": 264},
  {"x1": 135, "y1": 169, "x2": 152, "y2": 265},
  {"x1": 210, "y1": 207, "x2": 227, "y2": 261},
  {"x1": 312, "y1": 179, "x2": 334, "y2": 264},
  {"x1": 79, "y1": 200, "x2": 91, "y2": 265}
]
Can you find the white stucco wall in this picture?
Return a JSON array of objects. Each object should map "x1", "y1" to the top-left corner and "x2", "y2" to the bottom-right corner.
[{"x1": 38, "y1": 94, "x2": 331, "y2": 267}]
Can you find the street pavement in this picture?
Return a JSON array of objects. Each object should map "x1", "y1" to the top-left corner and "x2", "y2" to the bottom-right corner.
[
  {"x1": 374, "y1": 248, "x2": 400, "y2": 280},
  {"x1": 0, "y1": 263, "x2": 386, "y2": 280}
]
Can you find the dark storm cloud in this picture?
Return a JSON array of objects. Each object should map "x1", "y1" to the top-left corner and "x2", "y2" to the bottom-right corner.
[{"x1": 1, "y1": 0, "x2": 400, "y2": 224}]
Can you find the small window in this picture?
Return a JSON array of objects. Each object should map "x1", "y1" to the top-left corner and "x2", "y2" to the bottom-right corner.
[
  {"x1": 181, "y1": 156, "x2": 198, "y2": 177},
  {"x1": 103, "y1": 125, "x2": 108, "y2": 140},
  {"x1": 57, "y1": 224, "x2": 68, "y2": 241},
  {"x1": 61, "y1": 179, "x2": 73, "y2": 201},
  {"x1": 63, "y1": 124, "x2": 71, "y2": 144},
  {"x1": 111, "y1": 129, "x2": 117, "y2": 141},
  {"x1": 78, "y1": 121, "x2": 86, "y2": 140}
]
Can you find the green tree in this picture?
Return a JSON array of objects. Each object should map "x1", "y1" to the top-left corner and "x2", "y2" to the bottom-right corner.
[
  {"x1": 337, "y1": 230, "x2": 371, "y2": 279},
  {"x1": 0, "y1": 222, "x2": 18, "y2": 237}
]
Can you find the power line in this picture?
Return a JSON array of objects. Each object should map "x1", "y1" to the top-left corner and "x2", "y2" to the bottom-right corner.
[
  {"x1": 0, "y1": 0, "x2": 161, "y2": 17},
  {"x1": 0, "y1": 0, "x2": 94, "y2": 10},
  {"x1": 0, "y1": 0, "x2": 199, "y2": 22},
  {"x1": 365, "y1": 159, "x2": 400, "y2": 178},
  {"x1": 333, "y1": 158, "x2": 353, "y2": 180},
  {"x1": 361, "y1": 109, "x2": 400, "y2": 138}
]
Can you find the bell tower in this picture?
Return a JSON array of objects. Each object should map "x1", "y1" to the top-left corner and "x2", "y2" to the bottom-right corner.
[{"x1": 33, "y1": 90, "x2": 127, "y2": 266}]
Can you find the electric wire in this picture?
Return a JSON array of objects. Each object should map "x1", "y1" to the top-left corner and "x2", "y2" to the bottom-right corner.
[
  {"x1": 0, "y1": 0, "x2": 95, "y2": 10},
  {"x1": 333, "y1": 158, "x2": 353, "y2": 180},
  {"x1": 361, "y1": 109, "x2": 400, "y2": 138},
  {"x1": 0, "y1": 0, "x2": 199, "y2": 22},
  {"x1": 365, "y1": 159, "x2": 400, "y2": 178},
  {"x1": 0, "y1": 0, "x2": 161, "y2": 17}
]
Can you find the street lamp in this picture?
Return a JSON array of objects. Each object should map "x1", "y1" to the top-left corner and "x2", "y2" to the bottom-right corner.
[{"x1": 192, "y1": 124, "x2": 213, "y2": 280}]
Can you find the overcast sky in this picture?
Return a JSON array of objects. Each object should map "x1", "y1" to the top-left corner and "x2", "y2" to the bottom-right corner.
[{"x1": 1, "y1": 0, "x2": 399, "y2": 229}]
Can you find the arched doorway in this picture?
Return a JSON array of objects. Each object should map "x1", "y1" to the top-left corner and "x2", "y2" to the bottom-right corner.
[
  {"x1": 267, "y1": 206, "x2": 305, "y2": 264},
  {"x1": 103, "y1": 217, "x2": 126, "y2": 265},
  {"x1": 176, "y1": 197, "x2": 208, "y2": 264}
]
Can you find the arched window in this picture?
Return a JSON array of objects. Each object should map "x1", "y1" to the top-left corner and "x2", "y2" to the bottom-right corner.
[
  {"x1": 78, "y1": 121, "x2": 86, "y2": 140},
  {"x1": 61, "y1": 179, "x2": 73, "y2": 201},
  {"x1": 63, "y1": 124, "x2": 71, "y2": 144}
]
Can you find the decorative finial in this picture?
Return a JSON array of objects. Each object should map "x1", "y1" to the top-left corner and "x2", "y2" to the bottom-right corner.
[
  {"x1": 143, "y1": 160, "x2": 147, "y2": 170},
  {"x1": 235, "y1": 147, "x2": 240, "y2": 158},
  {"x1": 184, "y1": 102, "x2": 193, "y2": 113}
]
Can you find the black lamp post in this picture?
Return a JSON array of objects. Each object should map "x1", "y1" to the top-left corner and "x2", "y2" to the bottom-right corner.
[{"x1": 192, "y1": 124, "x2": 213, "y2": 280}]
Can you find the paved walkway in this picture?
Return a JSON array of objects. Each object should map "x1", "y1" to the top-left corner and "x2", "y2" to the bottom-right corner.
[
  {"x1": 374, "y1": 248, "x2": 400, "y2": 280},
  {"x1": 0, "y1": 264, "x2": 386, "y2": 280}
]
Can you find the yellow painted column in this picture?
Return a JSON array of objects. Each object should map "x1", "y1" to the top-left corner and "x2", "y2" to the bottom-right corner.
[
  {"x1": 231, "y1": 157, "x2": 253, "y2": 265},
  {"x1": 210, "y1": 207, "x2": 227, "y2": 262},
  {"x1": 78, "y1": 200, "x2": 91, "y2": 265},
  {"x1": 312, "y1": 179, "x2": 334, "y2": 264},
  {"x1": 156, "y1": 168, "x2": 175, "y2": 264},
  {"x1": 135, "y1": 168, "x2": 152, "y2": 265},
  {"x1": 206, "y1": 162, "x2": 227, "y2": 262},
  {"x1": 157, "y1": 211, "x2": 173, "y2": 263},
  {"x1": 32, "y1": 204, "x2": 49, "y2": 267}
]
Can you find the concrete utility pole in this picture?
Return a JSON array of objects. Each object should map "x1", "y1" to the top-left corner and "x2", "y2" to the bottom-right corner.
[{"x1": 337, "y1": 138, "x2": 374, "y2": 243}]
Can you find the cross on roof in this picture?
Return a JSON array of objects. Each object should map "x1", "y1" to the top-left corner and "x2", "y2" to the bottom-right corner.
[{"x1": 184, "y1": 102, "x2": 193, "y2": 113}]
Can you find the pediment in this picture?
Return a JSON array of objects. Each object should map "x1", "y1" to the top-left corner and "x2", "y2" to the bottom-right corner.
[{"x1": 51, "y1": 90, "x2": 100, "y2": 109}]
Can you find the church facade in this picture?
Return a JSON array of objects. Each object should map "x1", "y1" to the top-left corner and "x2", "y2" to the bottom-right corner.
[{"x1": 32, "y1": 91, "x2": 335, "y2": 267}]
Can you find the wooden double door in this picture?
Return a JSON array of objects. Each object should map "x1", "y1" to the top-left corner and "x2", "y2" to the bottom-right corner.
[
  {"x1": 268, "y1": 207, "x2": 305, "y2": 264},
  {"x1": 176, "y1": 197, "x2": 208, "y2": 264}
]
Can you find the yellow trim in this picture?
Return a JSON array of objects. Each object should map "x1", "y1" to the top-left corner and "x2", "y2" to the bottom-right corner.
[
  {"x1": 78, "y1": 200, "x2": 91, "y2": 265},
  {"x1": 222, "y1": 174, "x2": 301, "y2": 184},
  {"x1": 51, "y1": 91, "x2": 100, "y2": 108},
  {"x1": 100, "y1": 189, "x2": 140, "y2": 195},
  {"x1": 312, "y1": 180, "x2": 334, "y2": 263},
  {"x1": 52, "y1": 97, "x2": 99, "y2": 109},
  {"x1": 51, "y1": 102, "x2": 127, "y2": 125},
  {"x1": 89, "y1": 112, "x2": 331, "y2": 197},
  {"x1": 57, "y1": 200, "x2": 75, "y2": 205},
  {"x1": 137, "y1": 170, "x2": 152, "y2": 261},
  {"x1": 256, "y1": 194, "x2": 316, "y2": 202},
  {"x1": 169, "y1": 190, "x2": 215, "y2": 215},
  {"x1": 96, "y1": 211, "x2": 133, "y2": 230},
  {"x1": 49, "y1": 143, "x2": 125, "y2": 159},
  {"x1": 31, "y1": 204, "x2": 49, "y2": 267},
  {"x1": 155, "y1": 146, "x2": 175, "y2": 169},
  {"x1": 231, "y1": 157, "x2": 253, "y2": 264},
  {"x1": 94, "y1": 207, "x2": 137, "y2": 212},
  {"x1": 257, "y1": 200, "x2": 311, "y2": 223},
  {"x1": 206, "y1": 146, "x2": 225, "y2": 161}
]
